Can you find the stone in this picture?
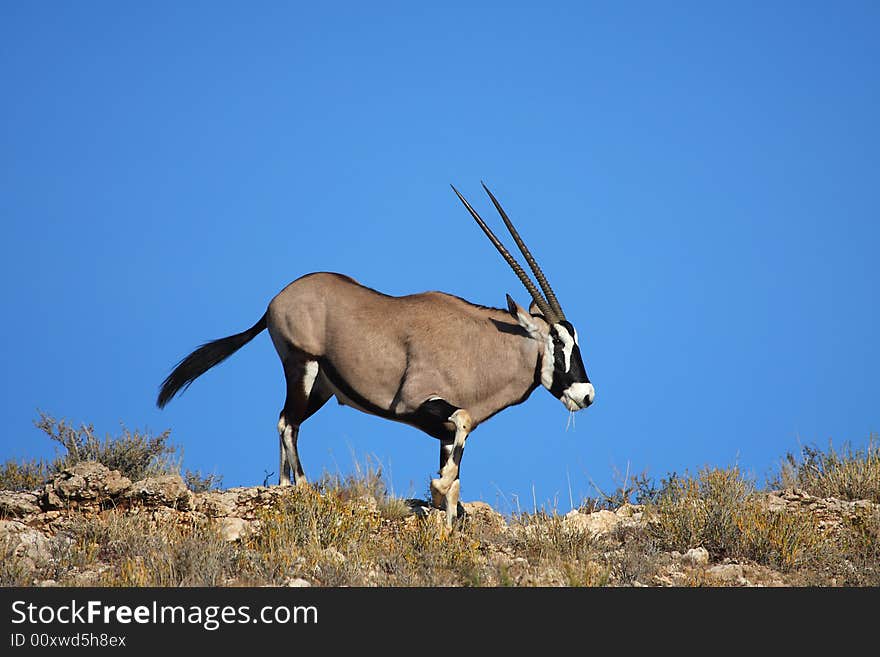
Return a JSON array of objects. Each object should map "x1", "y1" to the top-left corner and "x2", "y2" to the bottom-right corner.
[
  {"x1": 564, "y1": 509, "x2": 620, "y2": 537},
  {"x1": 42, "y1": 462, "x2": 131, "y2": 508},
  {"x1": 707, "y1": 563, "x2": 745, "y2": 583},
  {"x1": 0, "y1": 520, "x2": 52, "y2": 564},
  {"x1": 195, "y1": 490, "x2": 240, "y2": 517},
  {"x1": 0, "y1": 490, "x2": 41, "y2": 517},
  {"x1": 285, "y1": 577, "x2": 312, "y2": 587},
  {"x1": 463, "y1": 501, "x2": 508, "y2": 532},
  {"x1": 683, "y1": 547, "x2": 710, "y2": 566},
  {"x1": 127, "y1": 474, "x2": 193, "y2": 510},
  {"x1": 216, "y1": 517, "x2": 251, "y2": 542}
]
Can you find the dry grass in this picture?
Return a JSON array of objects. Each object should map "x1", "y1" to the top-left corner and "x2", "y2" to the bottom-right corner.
[
  {"x1": 773, "y1": 435, "x2": 880, "y2": 503},
  {"x1": 34, "y1": 513, "x2": 238, "y2": 586},
  {"x1": 648, "y1": 466, "x2": 821, "y2": 570},
  {"x1": 317, "y1": 457, "x2": 411, "y2": 521},
  {"x1": 645, "y1": 464, "x2": 880, "y2": 583},
  {"x1": 2, "y1": 430, "x2": 878, "y2": 587},
  {"x1": 0, "y1": 458, "x2": 53, "y2": 492},
  {"x1": 649, "y1": 467, "x2": 754, "y2": 558}
]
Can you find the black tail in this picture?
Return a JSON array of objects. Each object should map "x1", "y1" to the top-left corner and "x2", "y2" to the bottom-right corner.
[{"x1": 156, "y1": 312, "x2": 268, "y2": 408}]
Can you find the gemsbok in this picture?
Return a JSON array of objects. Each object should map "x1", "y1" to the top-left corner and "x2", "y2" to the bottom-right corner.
[{"x1": 157, "y1": 183, "x2": 595, "y2": 527}]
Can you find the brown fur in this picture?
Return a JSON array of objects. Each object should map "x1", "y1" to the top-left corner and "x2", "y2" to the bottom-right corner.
[{"x1": 266, "y1": 272, "x2": 544, "y2": 429}]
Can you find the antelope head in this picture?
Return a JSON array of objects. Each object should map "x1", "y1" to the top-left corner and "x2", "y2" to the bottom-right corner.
[{"x1": 452, "y1": 183, "x2": 595, "y2": 412}]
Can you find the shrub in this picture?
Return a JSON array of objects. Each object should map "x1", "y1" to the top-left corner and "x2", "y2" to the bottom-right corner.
[
  {"x1": 650, "y1": 466, "x2": 752, "y2": 558},
  {"x1": 0, "y1": 458, "x2": 53, "y2": 491},
  {"x1": 773, "y1": 435, "x2": 880, "y2": 503},
  {"x1": 0, "y1": 536, "x2": 35, "y2": 585},
  {"x1": 511, "y1": 512, "x2": 598, "y2": 564},
  {"x1": 34, "y1": 412, "x2": 176, "y2": 482},
  {"x1": 246, "y1": 485, "x2": 380, "y2": 585},
  {"x1": 581, "y1": 468, "x2": 659, "y2": 511},
  {"x1": 183, "y1": 470, "x2": 223, "y2": 493},
  {"x1": 0, "y1": 412, "x2": 221, "y2": 493},
  {"x1": 735, "y1": 503, "x2": 820, "y2": 571},
  {"x1": 648, "y1": 465, "x2": 826, "y2": 571}
]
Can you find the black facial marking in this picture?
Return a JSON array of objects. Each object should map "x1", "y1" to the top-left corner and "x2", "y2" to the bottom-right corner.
[
  {"x1": 547, "y1": 324, "x2": 590, "y2": 398},
  {"x1": 551, "y1": 329, "x2": 567, "y2": 371}
]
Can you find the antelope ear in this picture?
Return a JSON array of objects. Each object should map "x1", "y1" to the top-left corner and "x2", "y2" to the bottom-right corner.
[
  {"x1": 506, "y1": 294, "x2": 543, "y2": 340},
  {"x1": 528, "y1": 300, "x2": 544, "y2": 318}
]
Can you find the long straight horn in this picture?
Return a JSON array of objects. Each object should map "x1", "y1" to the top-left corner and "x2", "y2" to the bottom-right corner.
[
  {"x1": 481, "y1": 182, "x2": 566, "y2": 321},
  {"x1": 451, "y1": 185, "x2": 557, "y2": 323}
]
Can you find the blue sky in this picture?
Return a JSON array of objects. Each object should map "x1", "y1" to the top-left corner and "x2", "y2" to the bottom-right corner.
[{"x1": 2, "y1": 2, "x2": 878, "y2": 511}]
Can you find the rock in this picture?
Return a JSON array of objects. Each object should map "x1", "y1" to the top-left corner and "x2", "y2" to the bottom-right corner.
[
  {"x1": 463, "y1": 501, "x2": 508, "y2": 532},
  {"x1": 195, "y1": 490, "x2": 239, "y2": 517},
  {"x1": 42, "y1": 488, "x2": 63, "y2": 510},
  {"x1": 403, "y1": 498, "x2": 433, "y2": 517},
  {"x1": 707, "y1": 563, "x2": 745, "y2": 583},
  {"x1": 683, "y1": 547, "x2": 710, "y2": 566},
  {"x1": 216, "y1": 517, "x2": 251, "y2": 542},
  {"x1": 284, "y1": 577, "x2": 312, "y2": 587},
  {"x1": 0, "y1": 490, "x2": 41, "y2": 517},
  {"x1": 0, "y1": 520, "x2": 52, "y2": 564},
  {"x1": 653, "y1": 573, "x2": 676, "y2": 587},
  {"x1": 70, "y1": 568, "x2": 106, "y2": 586},
  {"x1": 0, "y1": 519, "x2": 26, "y2": 540},
  {"x1": 127, "y1": 474, "x2": 193, "y2": 510},
  {"x1": 762, "y1": 489, "x2": 880, "y2": 537},
  {"x1": 765, "y1": 492, "x2": 788, "y2": 513},
  {"x1": 196, "y1": 487, "x2": 272, "y2": 518},
  {"x1": 42, "y1": 462, "x2": 131, "y2": 508},
  {"x1": 564, "y1": 509, "x2": 620, "y2": 537}
]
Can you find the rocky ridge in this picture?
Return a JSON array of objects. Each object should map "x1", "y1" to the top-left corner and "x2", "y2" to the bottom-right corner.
[{"x1": 1, "y1": 461, "x2": 876, "y2": 587}]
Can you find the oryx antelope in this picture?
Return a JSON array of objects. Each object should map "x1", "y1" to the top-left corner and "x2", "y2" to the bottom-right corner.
[{"x1": 157, "y1": 184, "x2": 594, "y2": 527}]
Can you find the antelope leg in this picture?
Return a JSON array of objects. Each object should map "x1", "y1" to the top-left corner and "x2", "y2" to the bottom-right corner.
[{"x1": 430, "y1": 408, "x2": 472, "y2": 529}]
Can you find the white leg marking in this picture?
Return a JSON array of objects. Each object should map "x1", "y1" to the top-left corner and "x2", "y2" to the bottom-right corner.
[
  {"x1": 430, "y1": 409, "x2": 472, "y2": 528},
  {"x1": 278, "y1": 417, "x2": 306, "y2": 487},
  {"x1": 302, "y1": 360, "x2": 319, "y2": 397},
  {"x1": 278, "y1": 416, "x2": 292, "y2": 486}
]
